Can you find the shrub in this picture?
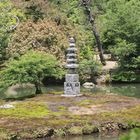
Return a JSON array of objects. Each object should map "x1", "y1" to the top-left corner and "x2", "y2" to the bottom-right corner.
[{"x1": 0, "y1": 51, "x2": 64, "y2": 94}]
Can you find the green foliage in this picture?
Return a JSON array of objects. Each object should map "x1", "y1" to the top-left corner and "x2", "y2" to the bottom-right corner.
[
  {"x1": 120, "y1": 128, "x2": 140, "y2": 140},
  {"x1": 1, "y1": 0, "x2": 139, "y2": 83},
  {"x1": 0, "y1": 0, "x2": 24, "y2": 32},
  {"x1": 112, "y1": 71, "x2": 137, "y2": 82},
  {"x1": 0, "y1": 51, "x2": 64, "y2": 90},
  {"x1": 99, "y1": 0, "x2": 140, "y2": 81},
  {"x1": 79, "y1": 59, "x2": 102, "y2": 82},
  {"x1": 0, "y1": 0, "x2": 25, "y2": 63},
  {"x1": 22, "y1": 0, "x2": 45, "y2": 22},
  {"x1": 7, "y1": 19, "x2": 68, "y2": 61}
]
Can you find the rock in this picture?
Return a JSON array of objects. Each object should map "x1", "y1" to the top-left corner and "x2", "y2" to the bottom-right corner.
[
  {"x1": 83, "y1": 82, "x2": 95, "y2": 89},
  {"x1": 0, "y1": 104, "x2": 15, "y2": 109},
  {"x1": 68, "y1": 126, "x2": 83, "y2": 135},
  {"x1": 34, "y1": 127, "x2": 54, "y2": 138},
  {"x1": 82, "y1": 125, "x2": 99, "y2": 135},
  {"x1": 96, "y1": 75, "x2": 106, "y2": 84},
  {"x1": 54, "y1": 129, "x2": 66, "y2": 136},
  {"x1": 5, "y1": 83, "x2": 35, "y2": 98},
  {"x1": 103, "y1": 54, "x2": 112, "y2": 60},
  {"x1": 95, "y1": 74, "x2": 111, "y2": 85}
]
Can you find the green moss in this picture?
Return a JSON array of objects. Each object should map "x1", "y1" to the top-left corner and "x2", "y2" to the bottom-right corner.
[
  {"x1": 54, "y1": 129, "x2": 66, "y2": 137},
  {"x1": 98, "y1": 105, "x2": 140, "y2": 123},
  {"x1": 82, "y1": 125, "x2": 99, "y2": 134},
  {"x1": 0, "y1": 94, "x2": 139, "y2": 138},
  {"x1": 47, "y1": 119, "x2": 72, "y2": 127},
  {"x1": 57, "y1": 106, "x2": 67, "y2": 111},
  {"x1": 77, "y1": 100, "x2": 94, "y2": 106},
  {"x1": 19, "y1": 131, "x2": 34, "y2": 139},
  {"x1": 48, "y1": 91, "x2": 64, "y2": 95},
  {"x1": 0, "y1": 131, "x2": 9, "y2": 140},
  {"x1": 0, "y1": 102, "x2": 50, "y2": 118},
  {"x1": 33, "y1": 127, "x2": 54, "y2": 138},
  {"x1": 68, "y1": 126, "x2": 83, "y2": 135}
]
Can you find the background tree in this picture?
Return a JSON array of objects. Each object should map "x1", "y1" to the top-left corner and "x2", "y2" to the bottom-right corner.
[
  {"x1": 82, "y1": 0, "x2": 106, "y2": 65},
  {"x1": 0, "y1": 51, "x2": 64, "y2": 94},
  {"x1": 6, "y1": 20, "x2": 68, "y2": 62},
  {"x1": 0, "y1": 0, "x2": 25, "y2": 64},
  {"x1": 99, "y1": 0, "x2": 140, "y2": 81}
]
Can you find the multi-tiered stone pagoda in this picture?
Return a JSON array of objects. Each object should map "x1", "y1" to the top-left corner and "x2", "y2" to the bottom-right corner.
[{"x1": 64, "y1": 37, "x2": 80, "y2": 96}]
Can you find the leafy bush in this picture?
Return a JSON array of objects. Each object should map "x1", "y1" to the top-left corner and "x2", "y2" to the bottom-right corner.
[
  {"x1": 0, "y1": 51, "x2": 64, "y2": 94},
  {"x1": 120, "y1": 128, "x2": 140, "y2": 140},
  {"x1": 79, "y1": 59, "x2": 102, "y2": 82},
  {"x1": 112, "y1": 71, "x2": 137, "y2": 82}
]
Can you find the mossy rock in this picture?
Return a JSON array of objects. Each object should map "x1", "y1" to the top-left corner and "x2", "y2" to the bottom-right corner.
[
  {"x1": 135, "y1": 122, "x2": 140, "y2": 128},
  {"x1": 82, "y1": 125, "x2": 99, "y2": 135},
  {"x1": 33, "y1": 127, "x2": 54, "y2": 138},
  {"x1": 19, "y1": 130, "x2": 35, "y2": 139},
  {"x1": 54, "y1": 129, "x2": 66, "y2": 137},
  {"x1": 68, "y1": 126, "x2": 83, "y2": 135},
  {"x1": 0, "y1": 132, "x2": 9, "y2": 140}
]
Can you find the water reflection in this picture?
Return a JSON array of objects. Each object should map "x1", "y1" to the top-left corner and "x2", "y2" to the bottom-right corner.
[
  {"x1": 51, "y1": 135, "x2": 119, "y2": 140},
  {"x1": 90, "y1": 84, "x2": 140, "y2": 98},
  {"x1": 0, "y1": 83, "x2": 140, "y2": 99},
  {"x1": 53, "y1": 135, "x2": 119, "y2": 140},
  {"x1": 48, "y1": 131, "x2": 130, "y2": 140}
]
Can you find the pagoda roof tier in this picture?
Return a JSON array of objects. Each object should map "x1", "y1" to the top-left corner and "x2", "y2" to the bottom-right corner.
[
  {"x1": 67, "y1": 59, "x2": 77, "y2": 63},
  {"x1": 67, "y1": 48, "x2": 77, "y2": 51},
  {"x1": 66, "y1": 54, "x2": 77, "y2": 57},
  {"x1": 66, "y1": 64, "x2": 79, "y2": 69}
]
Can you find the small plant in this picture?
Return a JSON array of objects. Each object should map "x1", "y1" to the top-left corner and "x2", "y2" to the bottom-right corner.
[{"x1": 120, "y1": 128, "x2": 140, "y2": 140}]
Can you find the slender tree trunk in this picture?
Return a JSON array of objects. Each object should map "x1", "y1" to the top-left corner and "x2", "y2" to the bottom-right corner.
[
  {"x1": 82, "y1": 0, "x2": 106, "y2": 65},
  {"x1": 35, "y1": 82, "x2": 42, "y2": 94}
]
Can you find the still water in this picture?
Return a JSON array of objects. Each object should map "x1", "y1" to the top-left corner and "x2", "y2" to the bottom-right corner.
[
  {"x1": 47, "y1": 131, "x2": 129, "y2": 140},
  {"x1": 43, "y1": 83, "x2": 140, "y2": 98},
  {"x1": 1, "y1": 83, "x2": 140, "y2": 99}
]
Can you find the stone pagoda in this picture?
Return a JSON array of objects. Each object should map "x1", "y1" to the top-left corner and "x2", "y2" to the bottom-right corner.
[{"x1": 63, "y1": 37, "x2": 80, "y2": 96}]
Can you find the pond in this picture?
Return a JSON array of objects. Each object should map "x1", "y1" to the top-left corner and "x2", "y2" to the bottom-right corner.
[
  {"x1": 0, "y1": 83, "x2": 140, "y2": 99},
  {"x1": 46, "y1": 130, "x2": 129, "y2": 140}
]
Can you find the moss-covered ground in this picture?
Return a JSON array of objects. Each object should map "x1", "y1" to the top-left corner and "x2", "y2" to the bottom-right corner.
[{"x1": 0, "y1": 92, "x2": 140, "y2": 139}]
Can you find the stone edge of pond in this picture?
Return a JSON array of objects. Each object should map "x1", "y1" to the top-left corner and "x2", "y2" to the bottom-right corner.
[{"x1": 2, "y1": 122, "x2": 140, "y2": 140}]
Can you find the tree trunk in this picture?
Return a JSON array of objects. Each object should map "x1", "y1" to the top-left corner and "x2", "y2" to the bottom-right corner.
[
  {"x1": 35, "y1": 82, "x2": 42, "y2": 94},
  {"x1": 82, "y1": 0, "x2": 106, "y2": 65}
]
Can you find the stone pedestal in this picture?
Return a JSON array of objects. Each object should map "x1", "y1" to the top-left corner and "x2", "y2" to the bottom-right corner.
[
  {"x1": 64, "y1": 74, "x2": 80, "y2": 95},
  {"x1": 64, "y1": 82, "x2": 80, "y2": 95}
]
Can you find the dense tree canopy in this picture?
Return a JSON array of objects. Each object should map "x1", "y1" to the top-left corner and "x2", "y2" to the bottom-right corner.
[
  {"x1": 7, "y1": 20, "x2": 68, "y2": 61},
  {"x1": 0, "y1": 0, "x2": 25, "y2": 63},
  {"x1": 0, "y1": 0, "x2": 140, "y2": 92},
  {"x1": 99, "y1": 0, "x2": 140, "y2": 81}
]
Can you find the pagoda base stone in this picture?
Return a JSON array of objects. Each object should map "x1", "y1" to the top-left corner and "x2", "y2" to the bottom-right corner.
[
  {"x1": 61, "y1": 94, "x2": 82, "y2": 97},
  {"x1": 64, "y1": 82, "x2": 80, "y2": 95}
]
